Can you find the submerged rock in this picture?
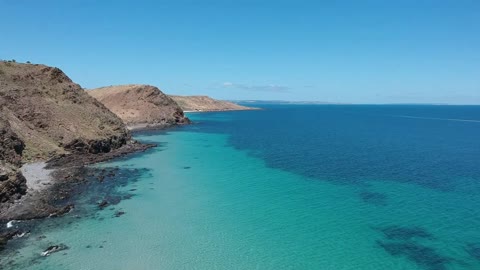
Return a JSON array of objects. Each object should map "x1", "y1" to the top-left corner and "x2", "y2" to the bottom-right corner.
[
  {"x1": 466, "y1": 243, "x2": 480, "y2": 261},
  {"x1": 0, "y1": 230, "x2": 20, "y2": 251},
  {"x1": 49, "y1": 204, "x2": 74, "y2": 217},
  {"x1": 114, "y1": 211, "x2": 125, "y2": 217},
  {"x1": 41, "y1": 244, "x2": 68, "y2": 257},
  {"x1": 98, "y1": 200, "x2": 109, "y2": 209}
]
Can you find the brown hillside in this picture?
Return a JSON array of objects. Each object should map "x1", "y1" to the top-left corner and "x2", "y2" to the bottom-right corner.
[
  {"x1": 88, "y1": 85, "x2": 190, "y2": 129},
  {"x1": 169, "y1": 95, "x2": 256, "y2": 112},
  {"x1": 0, "y1": 61, "x2": 130, "y2": 161}
]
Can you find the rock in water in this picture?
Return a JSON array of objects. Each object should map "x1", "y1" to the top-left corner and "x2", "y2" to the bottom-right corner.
[
  {"x1": 0, "y1": 229, "x2": 27, "y2": 251},
  {"x1": 41, "y1": 244, "x2": 68, "y2": 256},
  {"x1": 98, "y1": 200, "x2": 109, "y2": 209},
  {"x1": 87, "y1": 85, "x2": 190, "y2": 129},
  {"x1": 49, "y1": 204, "x2": 74, "y2": 217},
  {"x1": 114, "y1": 210, "x2": 125, "y2": 217},
  {"x1": 6, "y1": 220, "x2": 14, "y2": 228}
]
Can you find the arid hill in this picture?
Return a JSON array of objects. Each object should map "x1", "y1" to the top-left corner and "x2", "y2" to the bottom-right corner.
[
  {"x1": 0, "y1": 62, "x2": 129, "y2": 161},
  {"x1": 88, "y1": 85, "x2": 190, "y2": 129},
  {"x1": 169, "y1": 95, "x2": 256, "y2": 112},
  {"x1": 0, "y1": 61, "x2": 130, "y2": 203}
]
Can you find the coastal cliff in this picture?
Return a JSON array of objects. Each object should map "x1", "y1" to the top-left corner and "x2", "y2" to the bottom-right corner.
[
  {"x1": 0, "y1": 62, "x2": 130, "y2": 161},
  {"x1": 88, "y1": 85, "x2": 190, "y2": 129},
  {"x1": 0, "y1": 61, "x2": 131, "y2": 205},
  {"x1": 0, "y1": 119, "x2": 26, "y2": 203},
  {"x1": 169, "y1": 95, "x2": 256, "y2": 112}
]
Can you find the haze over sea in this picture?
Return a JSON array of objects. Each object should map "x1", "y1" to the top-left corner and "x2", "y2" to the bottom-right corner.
[{"x1": 4, "y1": 105, "x2": 480, "y2": 270}]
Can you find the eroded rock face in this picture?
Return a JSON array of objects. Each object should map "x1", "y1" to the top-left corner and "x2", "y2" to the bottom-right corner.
[
  {"x1": 0, "y1": 119, "x2": 24, "y2": 166},
  {"x1": 0, "y1": 61, "x2": 130, "y2": 161},
  {"x1": 87, "y1": 84, "x2": 190, "y2": 129},
  {"x1": 0, "y1": 172, "x2": 27, "y2": 203},
  {"x1": 0, "y1": 119, "x2": 26, "y2": 203}
]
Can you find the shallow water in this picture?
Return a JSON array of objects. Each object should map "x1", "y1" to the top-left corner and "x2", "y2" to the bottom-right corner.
[{"x1": 3, "y1": 105, "x2": 480, "y2": 270}]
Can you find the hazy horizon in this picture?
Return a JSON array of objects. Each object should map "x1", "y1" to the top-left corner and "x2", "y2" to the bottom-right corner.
[{"x1": 1, "y1": 1, "x2": 479, "y2": 104}]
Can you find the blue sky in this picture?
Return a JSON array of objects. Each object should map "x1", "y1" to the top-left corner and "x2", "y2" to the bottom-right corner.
[{"x1": 1, "y1": 0, "x2": 479, "y2": 104}]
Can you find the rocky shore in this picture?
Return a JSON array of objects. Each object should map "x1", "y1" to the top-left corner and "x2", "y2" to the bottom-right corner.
[
  {"x1": 0, "y1": 61, "x2": 158, "y2": 255},
  {"x1": 0, "y1": 140, "x2": 155, "y2": 254},
  {"x1": 0, "y1": 140, "x2": 154, "y2": 219}
]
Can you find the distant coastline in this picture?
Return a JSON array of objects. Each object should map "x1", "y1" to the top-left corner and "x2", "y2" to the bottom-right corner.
[
  {"x1": 235, "y1": 100, "x2": 480, "y2": 106},
  {"x1": 170, "y1": 95, "x2": 258, "y2": 112}
]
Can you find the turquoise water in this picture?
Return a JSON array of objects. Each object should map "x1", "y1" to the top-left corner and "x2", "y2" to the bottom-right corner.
[{"x1": 3, "y1": 105, "x2": 480, "y2": 269}]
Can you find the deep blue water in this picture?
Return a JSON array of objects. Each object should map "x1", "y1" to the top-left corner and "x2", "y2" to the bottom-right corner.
[
  {"x1": 5, "y1": 105, "x2": 480, "y2": 270},
  {"x1": 193, "y1": 105, "x2": 480, "y2": 192}
]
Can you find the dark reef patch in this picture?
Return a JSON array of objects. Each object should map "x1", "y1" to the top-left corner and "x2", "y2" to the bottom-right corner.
[
  {"x1": 377, "y1": 225, "x2": 434, "y2": 241},
  {"x1": 466, "y1": 243, "x2": 480, "y2": 261},
  {"x1": 373, "y1": 225, "x2": 461, "y2": 270},
  {"x1": 80, "y1": 167, "x2": 150, "y2": 210},
  {"x1": 98, "y1": 200, "x2": 109, "y2": 209},
  {"x1": 377, "y1": 240, "x2": 452, "y2": 270},
  {"x1": 114, "y1": 211, "x2": 125, "y2": 218},
  {"x1": 359, "y1": 191, "x2": 388, "y2": 206}
]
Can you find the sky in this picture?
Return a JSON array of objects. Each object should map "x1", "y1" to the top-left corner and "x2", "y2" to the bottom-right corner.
[{"x1": 1, "y1": 0, "x2": 479, "y2": 104}]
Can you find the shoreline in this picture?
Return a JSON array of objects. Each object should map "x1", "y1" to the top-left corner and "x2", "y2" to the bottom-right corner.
[
  {"x1": 0, "y1": 141, "x2": 155, "y2": 253},
  {"x1": 125, "y1": 110, "x2": 260, "y2": 131},
  {"x1": 126, "y1": 122, "x2": 190, "y2": 132},
  {"x1": 184, "y1": 108, "x2": 260, "y2": 113},
  {"x1": 0, "y1": 109, "x2": 253, "y2": 257}
]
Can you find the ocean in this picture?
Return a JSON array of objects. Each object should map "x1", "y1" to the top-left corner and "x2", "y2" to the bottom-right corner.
[{"x1": 3, "y1": 105, "x2": 480, "y2": 270}]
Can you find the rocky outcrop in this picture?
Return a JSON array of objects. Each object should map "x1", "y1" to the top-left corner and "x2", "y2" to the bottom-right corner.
[
  {"x1": 41, "y1": 244, "x2": 69, "y2": 256},
  {"x1": 0, "y1": 119, "x2": 24, "y2": 167},
  {"x1": 0, "y1": 61, "x2": 132, "y2": 206},
  {"x1": 169, "y1": 95, "x2": 256, "y2": 112},
  {"x1": 0, "y1": 171, "x2": 26, "y2": 204},
  {"x1": 88, "y1": 85, "x2": 190, "y2": 130},
  {"x1": 0, "y1": 61, "x2": 130, "y2": 161},
  {"x1": 0, "y1": 119, "x2": 26, "y2": 203}
]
